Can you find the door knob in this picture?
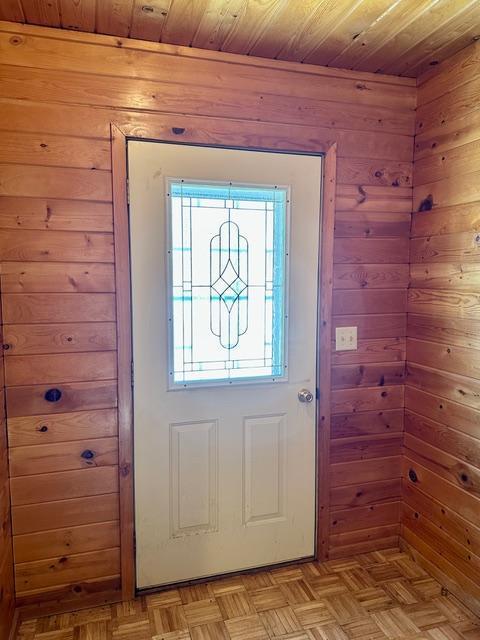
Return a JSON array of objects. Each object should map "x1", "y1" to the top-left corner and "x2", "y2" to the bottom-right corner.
[{"x1": 298, "y1": 388, "x2": 314, "y2": 403}]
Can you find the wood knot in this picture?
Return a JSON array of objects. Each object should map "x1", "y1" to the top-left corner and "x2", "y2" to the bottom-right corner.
[
  {"x1": 9, "y1": 36, "x2": 23, "y2": 46},
  {"x1": 418, "y1": 194, "x2": 433, "y2": 211},
  {"x1": 357, "y1": 185, "x2": 367, "y2": 204},
  {"x1": 120, "y1": 462, "x2": 131, "y2": 477}
]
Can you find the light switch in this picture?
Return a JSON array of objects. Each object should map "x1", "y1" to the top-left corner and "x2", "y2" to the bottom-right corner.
[{"x1": 335, "y1": 326, "x2": 357, "y2": 351}]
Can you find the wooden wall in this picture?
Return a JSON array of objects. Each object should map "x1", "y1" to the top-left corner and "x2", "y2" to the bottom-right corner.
[
  {"x1": 403, "y1": 40, "x2": 480, "y2": 610},
  {"x1": 0, "y1": 20, "x2": 414, "y2": 612},
  {"x1": 0, "y1": 301, "x2": 14, "y2": 640}
]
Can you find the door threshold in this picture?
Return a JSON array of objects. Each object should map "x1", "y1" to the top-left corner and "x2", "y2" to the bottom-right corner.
[{"x1": 136, "y1": 555, "x2": 316, "y2": 596}]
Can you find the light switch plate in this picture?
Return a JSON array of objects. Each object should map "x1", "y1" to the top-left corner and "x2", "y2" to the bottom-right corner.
[{"x1": 335, "y1": 326, "x2": 357, "y2": 351}]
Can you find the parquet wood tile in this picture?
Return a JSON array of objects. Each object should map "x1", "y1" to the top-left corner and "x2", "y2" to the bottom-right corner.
[
  {"x1": 249, "y1": 588, "x2": 287, "y2": 613},
  {"x1": 16, "y1": 549, "x2": 480, "y2": 640}
]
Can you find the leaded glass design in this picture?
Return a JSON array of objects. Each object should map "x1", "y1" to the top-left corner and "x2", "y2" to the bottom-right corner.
[{"x1": 168, "y1": 180, "x2": 288, "y2": 386}]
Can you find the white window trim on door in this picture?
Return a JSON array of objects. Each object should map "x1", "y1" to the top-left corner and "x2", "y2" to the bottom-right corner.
[{"x1": 165, "y1": 177, "x2": 292, "y2": 389}]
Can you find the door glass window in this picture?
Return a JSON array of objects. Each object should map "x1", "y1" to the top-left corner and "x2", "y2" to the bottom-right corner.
[{"x1": 168, "y1": 180, "x2": 289, "y2": 387}]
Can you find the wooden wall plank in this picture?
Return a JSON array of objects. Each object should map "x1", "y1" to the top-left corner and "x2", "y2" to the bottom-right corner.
[
  {"x1": 405, "y1": 386, "x2": 480, "y2": 439},
  {"x1": 11, "y1": 466, "x2": 119, "y2": 506},
  {"x1": 4, "y1": 351, "x2": 117, "y2": 386},
  {"x1": 334, "y1": 238, "x2": 409, "y2": 264},
  {"x1": 0, "y1": 131, "x2": 111, "y2": 170},
  {"x1": 331, "y1": 385, "x2": 404, "y2": 415},
  {"x1": 15, "y1": 547, "x2": 121, "y2": 595},
  {"x1": 3, "y1": 293, "x2": 116, "y2": 323},
  {"x1": 331, "y1": 338, "x2": 405, "y2": 364},
  {"x1": 331, "y1": 409, "x2": 404, "y2": 439},
  {"x1": 6, "y1": 380, "x2": 118, "y2": 418},
  {"x1": 12, "y1": 494, "x2": 120, "y2": 535},
  {"x1": 0, "y1": 197, "x2": 112, "y2": 232},
  {"x1": 334, "y1": 289, "x2": 407, "y2": 315},
  {"x1": 1, "y1": 262, "x2": 115, "y2": 293},
  {"x1": 4, "y1": 322, "x2": 116, "y2": 355},
  {"x1": 330, "y1": 479, "x2": 402, "y2": 510},
  {"x1": 9, "y1": 437, "x2": 118, "y2": 476},
  {"x1": 0, "y1": 230, "x2": 114, "y2": 263},
  {"x1": 333, "y1": 264, "x2": 409, "y2": 289},
  {"x1": 334, "y1": 211, "x2": 411, "y2": 238},
  {"x1": 0, "y1": 164, "x2": 112, "y2": 201},
  {"x1": 406, "y1": 363, "x2": 480, "y2": 411},
  {"x1": 14, "y1": 521, "x2": 120, "y2": 563},
  {"x1": 331, "y1": 362, "x2": 405, "y2": 389},
  {"x1": 8, "y1": 408, "x2": 117, "y2": 446},
  {"x1": 332, "y1": 314, "x2": 406, "y2": 340}
]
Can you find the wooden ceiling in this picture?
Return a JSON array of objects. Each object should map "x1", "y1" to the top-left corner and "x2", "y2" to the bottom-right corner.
[{"x1": 1, "y1": 0, "x2": 480, "y2": 77}]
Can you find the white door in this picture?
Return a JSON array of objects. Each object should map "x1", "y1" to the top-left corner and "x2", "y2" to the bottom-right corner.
[{"x1": 128, "y1": 141, "x2": 322, "y2": 589}]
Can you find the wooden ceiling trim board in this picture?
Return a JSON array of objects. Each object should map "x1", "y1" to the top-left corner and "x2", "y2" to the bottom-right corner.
[
  {"x1": 248, "y1": 0, "x2": 320, "y2": 59},
  {"x1": 130, "y1": 0, "x2": 171, "y2": 41},
  {"x1": 220, "y1": 0, "x2": 289, "y2": 56},
  {"x1": 0, "y1": 0, "x2": 25, "y2": 21},
  {"x1": 0, "y1": 21, "x2": 416, "y2": 88},
  {"x1": 95, "y1": 0, "x2": 134, "y2": 37},
  {"x1": 330, "y1": 0, "x2": 436, "y2": 72},
  {"x1": 160, "y1": 0, "x2": 208, "y2": 46},
  {"x1": 59, "y1": 0, "x2": 96, "y2": 32},
  {"x1": 303, "y1": 0, "x2": 395, "y2": 66},
  {"x1": 21, "y1": 0, "x2": 60, "y2": 26},
  {"x1": 191, "y1": 0, "x2": 242, "y2": 50},
  {"x1": 381, "y1": 0, "x2": 480, "y2": 75}
]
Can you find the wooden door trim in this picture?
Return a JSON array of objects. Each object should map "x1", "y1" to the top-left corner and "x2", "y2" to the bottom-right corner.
[
  {"x1": 111, "y1": 125, "x2": 135, "y2": 601},
  {"x1": 111, "y1": 124, "x2": 336, "y2": 599},
  {"x1": 316, "y1": 143, "x2": 336, "y2": 562}
]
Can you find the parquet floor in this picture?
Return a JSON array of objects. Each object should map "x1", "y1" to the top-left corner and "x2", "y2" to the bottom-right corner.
[{"x1": 16, "y1": 549, "x2": 480, "y2": 640}]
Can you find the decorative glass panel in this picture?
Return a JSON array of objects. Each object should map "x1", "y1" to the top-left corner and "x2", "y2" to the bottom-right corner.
[{"x1": 168, "y1": 180, "x2": 288, "y2": 386}]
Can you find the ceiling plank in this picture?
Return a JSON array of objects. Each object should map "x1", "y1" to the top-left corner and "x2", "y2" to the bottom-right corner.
[
  {"x1": 330, "y1": 0, "x2": 437, "y2": 71},
  {"x1": 20, "y1": 0, "x2": 61, "y2": 26},
  {"x1": 192, "y1": 0, "x2": 244, "y2": 51},
  {"x1": 303, "y1": 0, "x2": 394, "y2": 66},
  {"x1": 248, "y1": 0, "x2": 321, "y2": 59},
  {"x1": 60, "y1": 0, "x2": 96, "y2": 31},
  {"x1": 275, "y1": 0, "x2": 364, "y2": 63},
  {"x1": 160, "y1": 0, "x2": 208, "y2": 46},
  {"x1": 130, "y1": 0, "x2": 171, "y2": 41},
  {"x1": 221, "y1": 0, "x2": 289, "y2": 55},
  {"x1": 0, "y1": 0, "x2": 25, "y2": 21},
  {"x1": 380, "y1": 0, "x2": 480, "y2": 75},
  {"x1": 96, "y1": 0, "x2": 134, "y2": 37}
]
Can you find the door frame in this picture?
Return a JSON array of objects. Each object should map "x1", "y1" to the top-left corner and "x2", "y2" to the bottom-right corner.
[{"x1": 111, "y1": 123, "x2": 336, "y2": 600}]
